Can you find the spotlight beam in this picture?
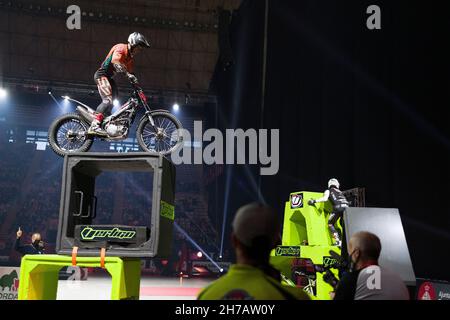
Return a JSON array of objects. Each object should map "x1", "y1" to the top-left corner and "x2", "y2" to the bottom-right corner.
[
  {"x1": 219, "y1": 167, "x2": 233, "y2": 258},
  {"x1": 122, "y1": 174, "x2": 221, "y2": 252},
  {"x1": 219, "y1": 25, "x2": 248, "y2": 259},
  {"x1": 174, "y1": 222, "x2": 223, "y2": 272},
  {"x1": 181, "y1": 212, "x2": 220, "y2": 251},
  {"x1": 48, "y1": 92, "x2": 63, "y2": 109},
  {"x1": 122, "y1": 174, "x2": 223, "y2": 267}
]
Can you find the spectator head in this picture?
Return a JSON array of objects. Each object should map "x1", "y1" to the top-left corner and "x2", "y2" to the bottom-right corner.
[
  {"x1": 348, "y1": 231, "x2": 382, "y2": 270},
  {"x1": 31, "y1": 233, "x2": 41, "y2": 243},
  {"x1": 231, "y1": 203, "x2": 281, "y2": 266}
]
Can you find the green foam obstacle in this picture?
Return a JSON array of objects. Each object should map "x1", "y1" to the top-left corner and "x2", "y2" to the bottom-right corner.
[
  {"x1": 18, "y1": 254, "x2": 141, "y2": 300},
  {"x1": 270, "y1": 191, "x2": 342, "y2": 300}
]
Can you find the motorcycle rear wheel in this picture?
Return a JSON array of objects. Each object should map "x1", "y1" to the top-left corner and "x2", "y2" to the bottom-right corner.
[{"x1": 48, "y1": 113, "x2": 93, "y2": 157}]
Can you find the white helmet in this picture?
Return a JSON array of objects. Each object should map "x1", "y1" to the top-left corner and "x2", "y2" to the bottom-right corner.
[
  {"x1": 328, "y1": 178, "x2": 340, "y2": 189},
  {"x1": 128, "y1": 32, "x2": 150, "y2": 48}
]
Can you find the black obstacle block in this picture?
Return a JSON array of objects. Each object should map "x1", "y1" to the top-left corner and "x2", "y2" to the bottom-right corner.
[{"x1": 55, "y1": 152, "x2": 176, "y2": 258}]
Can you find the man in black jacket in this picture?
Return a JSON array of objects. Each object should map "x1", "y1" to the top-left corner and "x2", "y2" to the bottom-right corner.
[
  {"x1": 333, "y1": 231, "x2": 409, "y2": 300},
  {"x1": 14, "y1": 227, "x2": 44, "y2": 255}
]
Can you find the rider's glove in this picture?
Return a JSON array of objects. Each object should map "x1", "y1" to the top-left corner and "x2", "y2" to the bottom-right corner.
[
  {"x1": 128, "y1": 73, "x2": 138, "y2": 84},
  {"x1": 308, "y1": 199, "x2": 316, "y2": 205}
]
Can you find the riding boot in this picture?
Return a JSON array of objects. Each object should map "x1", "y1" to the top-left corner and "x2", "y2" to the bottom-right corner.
[
  {"x1": 329, "y1": 224, "x2": 341, "y2": 246},
  {"x1": 88, "y1": 114, "x2": 107, "y2": 136},
  {"x1": 332, "y1": 232, "x2": 342, "y2": 246}
]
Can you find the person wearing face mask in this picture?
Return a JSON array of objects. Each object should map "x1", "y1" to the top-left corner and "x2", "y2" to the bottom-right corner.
[
  {"x1": 333, "y1": 231, "x2": 409, "y2": 300},
  {"x1": 14, "y1": 227, "x2": 45, "y2": 255}
]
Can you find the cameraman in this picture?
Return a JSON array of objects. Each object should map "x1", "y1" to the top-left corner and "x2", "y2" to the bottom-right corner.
[
  {"x1": 333, "y1": 231, "x2": 409, "y2": 300},
  {"x1": 14, "y1": 227, "x2": 45, "y2": 255}
]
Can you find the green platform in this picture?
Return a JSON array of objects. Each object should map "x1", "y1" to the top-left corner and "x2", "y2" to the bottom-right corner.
[
  {"x1": 270, "y1": 191, "x2": 342, "y2": 300},
  {"x1": 18, "y1": 254, "x2": 141, "y2": 300}
]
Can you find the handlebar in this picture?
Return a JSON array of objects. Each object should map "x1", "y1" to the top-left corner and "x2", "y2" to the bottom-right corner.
[{"x1": 130, "y1": 82, "x2": 149, "y2": 108}]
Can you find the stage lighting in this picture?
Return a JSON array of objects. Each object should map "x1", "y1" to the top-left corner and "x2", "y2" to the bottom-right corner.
[
  {"x1": 63, "y1": 96, "x2": 70, "y2": 108},
  {"x1": 113, "y1": 99, "x2": 120, "y2": 107},
  {"x1": 62, "y1": 96, "x2": 71, "y2": 108},
  {"x1": 220, "y1": 268, "x2": 224, "y2": 272},
  {"x1": 0, "y1": 88, "x2": 8, "y2": 98},
  {"x1": 197, "y1": 251, "x2": 203, "y2": 258},
  {"x1": 172, "y1": 103, "x2": 180, "y2": 112}
]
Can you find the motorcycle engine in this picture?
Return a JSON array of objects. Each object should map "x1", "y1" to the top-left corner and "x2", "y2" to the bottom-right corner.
[{"x1": 105, "y1": 123, "x2": 126, "y2": 137}]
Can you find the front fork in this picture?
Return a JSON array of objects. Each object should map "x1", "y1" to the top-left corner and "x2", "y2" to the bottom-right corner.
[
  {"x1": 145, "y1": 111, "x2": 166, "y2": 140},
  {"x1": 145, "y1": 111, "x2": 156, "y2": 127}
]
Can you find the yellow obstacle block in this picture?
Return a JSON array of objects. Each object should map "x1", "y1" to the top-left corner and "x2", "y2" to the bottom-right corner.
[
  {"x1": 18, "y1": 254, "x2": 141, "y2": 300},
  {"x1": 270, "y1": 191, "x2": 342, "y2": 300}
]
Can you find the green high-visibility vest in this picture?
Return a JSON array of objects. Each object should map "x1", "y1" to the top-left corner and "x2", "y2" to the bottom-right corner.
[{"x1": 197, "y1": 264, "x2": 310, "y2": 300}]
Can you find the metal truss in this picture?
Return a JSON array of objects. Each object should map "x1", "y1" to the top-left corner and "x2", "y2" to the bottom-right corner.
[
  {"x1": 0, "y1": 0, "x2": 221, "y2": 33},
  {"x1": 1, "y1": 76, "x2": 218, "y2": 106}
]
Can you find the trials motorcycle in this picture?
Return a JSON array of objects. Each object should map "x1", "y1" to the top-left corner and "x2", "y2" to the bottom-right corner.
[{"x1": 48, "y1": 81, "x2": 183, "y2": 157}]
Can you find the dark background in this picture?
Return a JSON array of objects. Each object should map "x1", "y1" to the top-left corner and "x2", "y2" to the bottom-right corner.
[{"x1": 211, "y1": 0, "x2": 450, "y2": 281}]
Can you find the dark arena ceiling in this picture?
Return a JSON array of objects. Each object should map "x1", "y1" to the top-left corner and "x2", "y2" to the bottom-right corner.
[{"x1": 0, "y1": 0, "x2": 241, "y2": 95}]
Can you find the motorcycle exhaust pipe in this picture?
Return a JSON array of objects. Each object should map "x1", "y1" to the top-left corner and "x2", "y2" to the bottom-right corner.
[{"x1": 76, "y1": 106, "x2": 95, "y2": 124}]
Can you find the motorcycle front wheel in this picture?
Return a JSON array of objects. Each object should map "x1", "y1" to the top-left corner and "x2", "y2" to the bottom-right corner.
[
  {"x1": 48, "y1": 113, "x2": 93, "y2": 157},
  {"x1": 137, "y1": 111, "x2": 183, "y2": 156}
]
